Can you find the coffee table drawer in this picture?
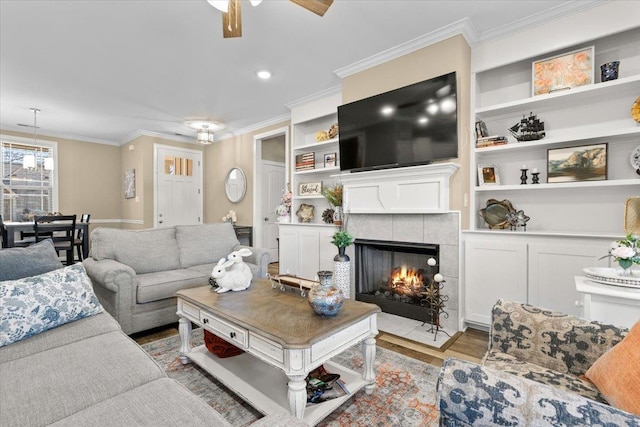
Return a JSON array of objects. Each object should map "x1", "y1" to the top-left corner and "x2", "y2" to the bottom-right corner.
[
  {"x1": 181, "y1": 301, "x2": 201, "y2": 319},
  {"x1": 249, "y1": 333, "x2": 284, "y2": 365},
  {"x1": 200, "y1": 312, "x2": 248, "y2": 348},
  {"x1": 311, "y1": 318, "x2": 371, "y2": 362}
]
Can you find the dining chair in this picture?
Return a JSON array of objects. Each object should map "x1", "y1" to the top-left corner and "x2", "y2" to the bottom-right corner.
[
  {"x1": 0, "y1": 214, "x2": 6, "y2": 249},
  {"x1": 0, "y1": 214, "x2": 32, "y2": 249},
  {"x1": 34, "y1": 214, "x2": 76, "y2": 265},
  {"x1": 74, "y1": 213, "x2": 91, "y2": 261}
]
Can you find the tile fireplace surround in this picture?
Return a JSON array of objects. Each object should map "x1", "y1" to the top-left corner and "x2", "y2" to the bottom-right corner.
[
  {"x1": 347, "y1": 212, "x2": 460, "y2": 332},
  {"x1": 338, "y1": 163, "x2": 461, "y2": 332}
]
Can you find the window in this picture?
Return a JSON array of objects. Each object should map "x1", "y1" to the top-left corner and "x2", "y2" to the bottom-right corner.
[{"x1": 1, "y1": 136, "x2": 57, "y2": 222}]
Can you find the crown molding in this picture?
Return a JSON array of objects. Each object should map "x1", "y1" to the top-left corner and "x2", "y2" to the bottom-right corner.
[
  {"x1": 0, "y1": 123, "x2": 120, "y2": 146},
  {"x1": 476, "y1": 0, "x2": 604, "y2": 43},
  {"x1": 120, "y1": 129, "x2": 195, "y2": 146},
  {"x1": 285, "y1": 85, "x2": 342, "y2": 110},
  {"x1": 335, "y1": 18, "x2": 479, "y2": 79},
  {"x1": 216, "y1": 113, "x2": 291, "y2": 142}
]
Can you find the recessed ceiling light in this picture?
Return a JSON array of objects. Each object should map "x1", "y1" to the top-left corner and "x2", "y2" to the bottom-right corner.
[
  {"x1": 380, "y1": 105, "x2": 395, "y2": 116},
  {"x1": 256, "y1": 70, "x2": 272, "y2": 80}
]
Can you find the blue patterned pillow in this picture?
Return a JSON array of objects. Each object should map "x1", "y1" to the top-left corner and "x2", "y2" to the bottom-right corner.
[{"x1": 0, "y1": 263, "x2": 103, "y2": 347}]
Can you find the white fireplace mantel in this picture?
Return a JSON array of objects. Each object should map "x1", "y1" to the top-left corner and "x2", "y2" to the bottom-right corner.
[{"x1": 335, "y1": 162, "x2": 460, "y2": 214}]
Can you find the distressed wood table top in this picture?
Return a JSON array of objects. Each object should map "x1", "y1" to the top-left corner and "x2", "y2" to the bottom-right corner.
[{"x1": 176, "y1": 280, "x2": 380, "y2": 348}]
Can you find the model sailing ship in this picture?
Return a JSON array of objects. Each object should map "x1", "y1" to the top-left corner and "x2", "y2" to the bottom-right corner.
[{"x1": 509, "y1": 112, "x2": 545, "y2": 142}]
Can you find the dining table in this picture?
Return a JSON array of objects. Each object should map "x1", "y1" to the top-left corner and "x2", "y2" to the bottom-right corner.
[{"x1": 3, "y1": 221, "x2": 90, "y2": 258}]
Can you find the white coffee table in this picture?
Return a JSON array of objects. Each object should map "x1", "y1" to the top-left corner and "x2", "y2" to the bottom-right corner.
[{"x1": 176, "y1": 281, "x2": 380, "y2": 425}]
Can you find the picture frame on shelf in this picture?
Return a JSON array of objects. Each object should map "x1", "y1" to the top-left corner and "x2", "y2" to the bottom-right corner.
[
  {"x1": 547, "y1": 143, "x2": 608, "y2": 183},
  {"x1": 475, "y1": 120, "x2": 488, "y2": 140},
  {"x1": 324, "y1": 153, "x2": 336, "y2": 168},
  {"x1": 532, "y1": 46, "x2": 594, "y2": 96},
  {"x1": 295, "y1": 152, "x2": 315, "y2": 171},
  {"x1": 299, "y1": 181, "x2": 322, "y2": 196},
  {"x1": 478, "y1": 164, "x2": 500, "y2": 186}
]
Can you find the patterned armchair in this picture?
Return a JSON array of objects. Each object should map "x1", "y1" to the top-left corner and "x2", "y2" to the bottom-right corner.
[{"x1": 437, "y1": 300, "x2": 640, "y2": 426}]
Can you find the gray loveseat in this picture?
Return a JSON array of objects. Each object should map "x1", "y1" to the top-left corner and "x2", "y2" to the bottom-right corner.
[
  {"x1": 83, "y1": 222, "x2": 269, "y2": 334},
  {"x1": 0, "y1": 240, "x2": 304, "y2": 427},
  {"x1": 437, "y1": 300, "x2": 640, "y2": 426}
]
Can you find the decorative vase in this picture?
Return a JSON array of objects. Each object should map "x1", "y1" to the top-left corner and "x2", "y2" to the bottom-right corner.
[
  {"x1": 333, "y1": 206, "x2": 343, "y2": 226},
  {"x1": 616, "y1": 260, "x2": 633, "y2": 277},
  {"x1": 277, "y1": 214, "x2": 290, "y2": 223},
  {"x1": 308, "y1": 271, "x2": 344, "y2": 317},
  {"x1": 333, "y1": 247, "x2": 350, "y2": 299},
  {"x1": 600, "y1": 61, "x2": 620, "y2": 82}
]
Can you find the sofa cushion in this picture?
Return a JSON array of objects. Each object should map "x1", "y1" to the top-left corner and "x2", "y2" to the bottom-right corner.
[
  {"x1": 0, "y1": 330, "x2": 165, "y2": 426},
  {"x1": 0, "y1": 239, "x2": 63, "y2": 281},
  {"x1": 49, "y1": 378, "x2": 231, "y2": 427},
  {"x1": 0, "y1": 263, "x2": 104, "y2": 347},
  {"x1": 175, "y1": 223, "x2": 240, "y2": 268},
  {"x1": 483, "y1": 349, "x2": 606, "y2": 404},
  {"x1": 0, "y1": 311, "x2": 119, "y2": 364},
  {"x1": 136, "y1": 269, "x2": 209, "y2": 303},
  {"x1": 585, "y1": 320, "x2": 640, "y2": 415},
  {"x1": 91, "y1": 227, "x2": 181, "y2": 274}
]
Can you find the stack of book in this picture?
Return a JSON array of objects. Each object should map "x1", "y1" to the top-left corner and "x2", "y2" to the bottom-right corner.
[
  {"x1": 295, "y1": 152, "x2": 315, "y2": 171},
  {"x1": 476, "y1": 135, "x2": 508, "y2": 148}
]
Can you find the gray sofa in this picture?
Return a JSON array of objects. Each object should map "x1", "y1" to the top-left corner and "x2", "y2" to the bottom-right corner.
[
  {"x1": 0, "y1": 240, "x2": 304, "y2": 427},
  {"x1": 83, "y1": 223, "x2": 269, "y2": 334},
  {"x1": 437, "y1": 300, "x2": 640, "y2": 426}
]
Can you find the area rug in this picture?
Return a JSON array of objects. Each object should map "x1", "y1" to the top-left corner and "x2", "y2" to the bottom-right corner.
[{"x1": 142, "y1": 329, "x2": 441, "y2": 426}]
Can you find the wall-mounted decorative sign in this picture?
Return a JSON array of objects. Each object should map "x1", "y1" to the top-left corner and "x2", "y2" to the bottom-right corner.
[
  {"x1": 547, "y1": 143, "x2": 607, "y2": 183},
  {"x1": 299, "y1": 181, "x2": 322, "y2": 196},
  {"x1": 124, "y1": 169, "x2": 135, "y2": 199},
  {"x1": 532, "y1": 46, "x2": 594, "y2": 96}
]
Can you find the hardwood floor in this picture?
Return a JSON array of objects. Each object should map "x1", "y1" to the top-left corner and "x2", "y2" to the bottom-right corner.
[{"x1": 133, "y1": 262, "x2": 490, "y2": 367}]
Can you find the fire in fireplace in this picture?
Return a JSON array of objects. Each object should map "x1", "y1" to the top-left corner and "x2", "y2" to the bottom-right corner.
[{"x1": 354, "y1": 239, "x2": 440, "y2": 324}]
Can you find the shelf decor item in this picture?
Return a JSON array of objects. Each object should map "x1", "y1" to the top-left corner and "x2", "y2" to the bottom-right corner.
[
  {"x1": 275, "y1": 184, "x2": 292, "y2": 222},
  {"x1": 328, "y1": 123, "x2": 339, "y2": 140},
  {"x1": 600, "y1": 61, "x2": 620, "y2": 82},
  {"x1": 631, "y1": 145, "x2": 640, "y2": 176},
  {"x1": 598, "y1": 234, "x2": 639, "y2": 277},
  {"x1": 295, "y1": 152, "x2": 315, "y2": 171},
  {"x1": 625, "y1": 197, "x2": 640, "y2": 235},
  {"x1": 299, "y1": 181, "x2": 322, "y2": 196},
  {"x1": 322, "y1": 183, "x2": 343, "y2": 225},
  {"x1": 479, "y1": 199, "x2": 515, "y2": 229},
  {"x1": 632, "y1": 97, "x2": 640, "y2": 123},
  {"x1": 315, "y1": 131, "x2": 329, "y2": 142},
  {"x1": 296, "y1": 203, "x2": 315, "y2": 223},
  {"x1": 324, "y1": 152, "x2": 336, "y2": 168},
  {"x1": 520, "y1": 168, "x2": 528, "y2": 185},
  {"x1": 321, "y1": 208, "x2": 335, "y2": 224},
  {"x1": 547, "y1": 143, "x2": 607, "y2": 183},
  {"x1": 506, "y1": 210, "x2": 530, "y2": 231},
  {"x1": 478, "y1": 164, "x2": 500, "y2": 186},
  {"x1": 331, "y1": 230, "x2": 353, "y2": 299},
  {"x1": 532, "y1": 46, "x2": 594, "y2": 96},
  {"x1": 509, "y1": 112, "x2": 545, "y2": 142}
]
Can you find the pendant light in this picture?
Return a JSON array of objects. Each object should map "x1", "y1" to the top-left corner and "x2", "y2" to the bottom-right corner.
[{"x1": 196, "y1": 125, "x2": 215, "y2": 145}]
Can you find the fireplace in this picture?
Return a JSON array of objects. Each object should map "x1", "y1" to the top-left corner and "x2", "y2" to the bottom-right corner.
[{"x1": 354, "y1": 239, "x2": 440, "y2": 324}]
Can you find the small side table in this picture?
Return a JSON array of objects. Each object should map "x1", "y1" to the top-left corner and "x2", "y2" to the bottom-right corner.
[
  {"x1": 233, "y1": 225, "x2": 252, "y2": 246},
  {"x1": 575, "y1": 276, "x2": 640, "y2": 328}
]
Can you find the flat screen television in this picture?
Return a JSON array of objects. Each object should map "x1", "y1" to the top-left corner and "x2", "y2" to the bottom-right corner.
[{"x1": 338, "y1": 71, "x2": 458, "y2": 172}]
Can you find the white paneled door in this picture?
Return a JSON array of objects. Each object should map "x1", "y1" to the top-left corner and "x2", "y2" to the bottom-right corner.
[
  {"x1": 260, "y1": 161, "x2": 285, "y2": 262},
  {"x1": 155, "y1": 145, "x2": 203, "y2": 228}
]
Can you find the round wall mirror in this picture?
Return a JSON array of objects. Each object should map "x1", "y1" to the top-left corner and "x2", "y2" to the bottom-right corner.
[{"x1": 225, "y1": 167, "x2": 247, "y2": 203}]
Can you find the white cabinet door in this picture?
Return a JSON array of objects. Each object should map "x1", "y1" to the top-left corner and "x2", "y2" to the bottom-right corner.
[
  {"x1": 278, "y1": 227, "x2": 299, "y2": 275},
  {"x1": 298, "y1": 229, "x2": 321, "y2": 279},
  {"x1": 464, "y1": 239, "x2": 528, "y2": 326},
  {"x1": 528, "y1": 243, "x2": 607, "y2": 316},
  {"x1": 319, "y1": 229, "x2": 336, "y2": 272}
]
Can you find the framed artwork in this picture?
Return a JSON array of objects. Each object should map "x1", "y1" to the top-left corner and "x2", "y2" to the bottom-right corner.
[
  {"x1": 532, "y1": 46, "x2": 594, "y2": 96},
  {"x1": 299, "y1": 181, "x2": 322, "y2": 196},
  {"x1": 124, "y1": 169, "x2": 135, "y2": 199},
  {"x1": 324, "y1": 152, "x2": 337, "y2": 168},
  {"x1": 478, "y1": 164, "x2": 500, "y2": 186},
  {"x1": 547, "y1": 143, "x2": 607, "y2": 183}
]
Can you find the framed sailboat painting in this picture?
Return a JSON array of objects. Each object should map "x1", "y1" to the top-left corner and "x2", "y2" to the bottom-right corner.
[{"x1": 532, "y1": 46, "x2": 594, "y2": 96}]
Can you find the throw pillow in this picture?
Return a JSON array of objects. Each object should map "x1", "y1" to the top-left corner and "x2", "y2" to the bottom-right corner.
[
  {"x1": 0, "y1": 263, "x2": 104, "y2": 347},
  {"x1": 585, "y1": 320, "x2": 640, "y2": 415},
  {"x1": 0, "y1": 239, "x2": 63, "y2": 281}
]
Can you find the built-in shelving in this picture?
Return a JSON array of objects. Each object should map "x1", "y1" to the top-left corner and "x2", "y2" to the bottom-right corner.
[{"x1": 476, "y1": 179, "x2": 639, "y2": 192}]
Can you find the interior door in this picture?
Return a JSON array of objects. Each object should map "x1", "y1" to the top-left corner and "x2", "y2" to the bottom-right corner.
[
  {"x1": 261, "y1": 161, "x2": 285, "y2": 262},
  {"x1": 155, "y1": 145, "x2": 203, "y2": 227}
]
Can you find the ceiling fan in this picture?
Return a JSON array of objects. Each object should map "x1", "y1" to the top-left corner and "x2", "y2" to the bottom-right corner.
[{"x1": 207, "y1": 0, "x2": 333, "y2": 38}]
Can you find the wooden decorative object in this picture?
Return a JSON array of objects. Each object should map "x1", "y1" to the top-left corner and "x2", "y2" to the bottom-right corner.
[
  {"x1": 222, "y1": 0, "x2": 242, "y2": 38},
  {"x1": 632, "y1": 97, "x2": 640, "y2": 123},
  {"x1": 289, "y1": 0, "x2": 334, "y2": 17},
  {"x1": 625, "y1": 197, "x2": 640, "y2": 235}
]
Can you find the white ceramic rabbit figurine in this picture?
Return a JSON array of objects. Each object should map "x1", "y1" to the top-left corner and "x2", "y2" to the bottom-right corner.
[
  {"x1": 210, "y1": 258, "x2": 250, "y2": 293},
  {"x1": 226, "y1": 248, "x2": 253, "y2": 289}
]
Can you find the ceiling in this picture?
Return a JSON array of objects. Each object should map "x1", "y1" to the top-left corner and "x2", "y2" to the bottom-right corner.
[{"x1": 0, "y1": 0, "x2": 601, "y2": 145}]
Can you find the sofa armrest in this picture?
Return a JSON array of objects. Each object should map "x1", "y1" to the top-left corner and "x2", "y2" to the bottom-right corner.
[
  {"x1": 487, "y1": 299, "x2": 628, "y2": 375},
  {"x1": 83, "y1": 258, "x2": 136, "y2": 293},
  {"x1": 234, "y1": 244, "x2": 270, "y2": 278},
  {"x1": 437, "y1": 358, "x2": 640, "y2": 427}
]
